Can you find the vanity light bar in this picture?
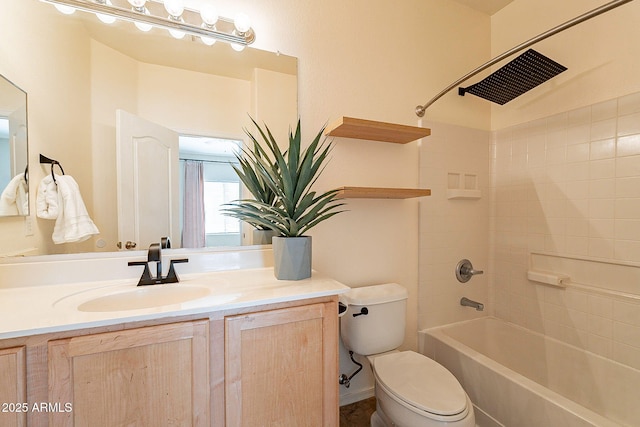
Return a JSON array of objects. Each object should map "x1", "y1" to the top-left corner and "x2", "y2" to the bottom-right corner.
[{"x1": 40, "y1": 0, "x2": 256, "y2": 46}]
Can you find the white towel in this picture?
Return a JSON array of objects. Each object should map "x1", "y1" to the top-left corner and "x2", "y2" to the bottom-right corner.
[
  {"x1": 36, "y1": 174, "x2": 59, "y2": 219},
  {"x1": 36, "y1": 174, "x2": 99, "y2": 244},
  {"x1": 0, "y1": 174, "x2": 28, "y2": 216}
]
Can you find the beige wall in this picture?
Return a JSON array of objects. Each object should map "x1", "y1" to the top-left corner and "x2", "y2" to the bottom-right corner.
[
  {"x1": 193, "y1": 0, "x2": 490, "y2": 402},
  {"x1": 90, "y1": 40, "x2": 138, "y2": 255},
  {"x1": 252, "y1": 68, "x2": 298, "y2": 143},
  {"x1": 136, "y1": 63, "x2": 251, "y2": 138},
  {"x1": 0, "y1": 1, "x2": 93, "y2": 256},
  {"x1": 208, "y1": 1, "x2": 491, "y2": 360}
]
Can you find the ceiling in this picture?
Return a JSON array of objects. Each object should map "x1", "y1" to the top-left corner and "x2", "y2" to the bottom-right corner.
[{"x1": 452, "y1": 0, "x2": 514, "y2": 15}]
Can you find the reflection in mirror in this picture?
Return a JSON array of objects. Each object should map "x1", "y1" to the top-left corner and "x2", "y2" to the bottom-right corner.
[
  {"x1": 0, "y1": 74, "x2": 28, "y2": 217},
  {"x1": 0, "y1": 0, "x2": 297, "y2": 257},
  {"x1": 179, "y1": 135, "x2": 242, "y2": 248}
]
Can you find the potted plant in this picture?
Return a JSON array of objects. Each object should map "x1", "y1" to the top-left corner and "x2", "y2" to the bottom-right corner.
[
  {"x1": 223, "y1": 118, "x2": 344, "y2": 280},
  {"x1": 229, "y1": 128, "x2": 279, "y2": 245}
]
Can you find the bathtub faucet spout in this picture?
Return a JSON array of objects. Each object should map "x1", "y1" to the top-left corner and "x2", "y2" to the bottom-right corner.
[{"x1": 460, "y1": 297, "x2": 484, "y2": 311}]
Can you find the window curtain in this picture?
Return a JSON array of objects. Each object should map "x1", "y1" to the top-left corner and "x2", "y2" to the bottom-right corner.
[{"x1": 182, "y1": 160, "x2": 205, "y2": 248}]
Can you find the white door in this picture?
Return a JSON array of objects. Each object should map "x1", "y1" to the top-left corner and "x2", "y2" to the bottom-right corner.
[{"x1": 116, "y1": 110, "x2": 180, "y2": 250}]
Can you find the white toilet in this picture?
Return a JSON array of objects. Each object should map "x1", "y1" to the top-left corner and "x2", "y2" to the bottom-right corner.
[{"x1": 340, "y1": 283, "x2": 475, "y2": 427}]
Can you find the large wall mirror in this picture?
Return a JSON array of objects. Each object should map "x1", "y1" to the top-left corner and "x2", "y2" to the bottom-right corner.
[
  {"x1": 0, "y1": 0, "x2": 297, "y2": 257},
  {"x1": 0, "y1": 74, "x2": 28, "y2": 217}
]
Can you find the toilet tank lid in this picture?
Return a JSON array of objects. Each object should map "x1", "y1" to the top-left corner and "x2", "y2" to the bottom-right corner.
[{"x1": 343, "y1": 283, "x2": 408, "y2": 305}]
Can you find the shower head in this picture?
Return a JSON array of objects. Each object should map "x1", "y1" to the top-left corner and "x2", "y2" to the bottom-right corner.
[{"x1": 458, "y1": 49, "x2": 567, "y2": 105}]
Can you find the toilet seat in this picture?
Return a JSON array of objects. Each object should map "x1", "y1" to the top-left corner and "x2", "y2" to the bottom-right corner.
[{"x1": 373, "y1": 351, "x2": 469, "y2": 421}]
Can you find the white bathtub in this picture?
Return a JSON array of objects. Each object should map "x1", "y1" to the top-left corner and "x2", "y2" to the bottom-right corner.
[{"x1": 420, "y1": 317, "x2": 639, "y2": 427}]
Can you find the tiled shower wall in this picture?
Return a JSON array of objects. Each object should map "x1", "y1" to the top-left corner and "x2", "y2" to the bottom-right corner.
[
  {"x1": 491, "y1": 92, "x2": 640, "y2": 370},
  {"x1": 418, "y1": 121, "x2": 490, "y2": 329}
]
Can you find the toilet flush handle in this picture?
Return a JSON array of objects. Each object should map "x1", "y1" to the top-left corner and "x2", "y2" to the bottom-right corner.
[{"x1": 353, "y1": 307, "x2": 369, "y2": 317}]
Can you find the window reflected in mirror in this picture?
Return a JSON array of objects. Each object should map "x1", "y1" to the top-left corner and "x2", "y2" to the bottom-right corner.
[{"x1": 179, "y1": 135, "x2": 241, "y2": 248}]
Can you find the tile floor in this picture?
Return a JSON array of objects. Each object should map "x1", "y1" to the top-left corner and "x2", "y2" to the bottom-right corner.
[{"x1": 339, "y1": 397, "x2": 376, "y2": 427}]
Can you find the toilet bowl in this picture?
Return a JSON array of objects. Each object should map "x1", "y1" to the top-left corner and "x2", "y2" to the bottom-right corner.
[
  {"x1": 340, "y1": 283, "x2": 475, "y2": 427},
  {"x1": 371, "y1": 351, "x2": 475, "y2": 427}
]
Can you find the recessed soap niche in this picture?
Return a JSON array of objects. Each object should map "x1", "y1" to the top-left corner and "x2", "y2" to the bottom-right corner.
[{"x1": 447, "y1": 172, "x2": 481, "y2": 199}]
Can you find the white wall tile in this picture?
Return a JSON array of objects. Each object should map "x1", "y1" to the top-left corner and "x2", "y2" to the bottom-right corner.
[
  {"x1": 592, "y1": 99, "x2": 618, "y2": 120},
  {"x1": 615, "y1": 155, "x2": 640, "y2": 177},
  {"x1": 589, "y1": 158, "x2": 615, "y2": 179},
  {"x1": 566, "y1": 142, "x2": 590, "y2": 162},
  {"x1": 489, "y1": 92, "x2": 640, "y2": 370},
  {"x1": 418, "y1": 121, "x2": 490, "y2": 329},
  {"x1": 590, "y1": 139, "x2": 616, "y2": 160},
  {"x1": 616, "y1": 134, "x2": 640, "y2": 157},
  {"x1": 590, "y1": 118, "x2": 617, "y2": 141},
  {"x1": 617, "y1": 112, "x2": 640, "y2": 136}
]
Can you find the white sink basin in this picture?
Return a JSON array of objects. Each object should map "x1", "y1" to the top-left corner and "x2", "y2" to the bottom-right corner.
[{"x1": 76, "y1": 285, "x2": 211, "y2": 312}]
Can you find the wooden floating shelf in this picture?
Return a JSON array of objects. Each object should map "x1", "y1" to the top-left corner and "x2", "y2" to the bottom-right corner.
[
  {"x1": 325, "y1": 117, "x2": 431, "y2": 144},
  {"x1": 338, "y1": 187, "x2": 431, "y2": 199}
]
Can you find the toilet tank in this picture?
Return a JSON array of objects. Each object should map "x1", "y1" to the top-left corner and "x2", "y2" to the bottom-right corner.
[{"x1": 340, "y1": 283, "x2": 408, "y2": 356}]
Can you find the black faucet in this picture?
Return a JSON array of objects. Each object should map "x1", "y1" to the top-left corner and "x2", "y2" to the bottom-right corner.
[{"x1": 128, "y1": 242, "x2": 188, "y2": 286}]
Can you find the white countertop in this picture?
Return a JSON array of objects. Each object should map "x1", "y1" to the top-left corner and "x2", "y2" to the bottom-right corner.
[{"x1": 0, "y1": 268, "x2": 349, "y2": 339}]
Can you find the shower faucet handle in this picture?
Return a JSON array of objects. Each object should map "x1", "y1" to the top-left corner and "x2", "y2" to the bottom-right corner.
[{"x1": 456, "y1": 259, "x2": 484, "y2": 283}]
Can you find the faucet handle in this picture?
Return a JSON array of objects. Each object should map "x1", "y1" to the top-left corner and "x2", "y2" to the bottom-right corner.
[
  {"x1": 161, "y1": 237, "x2": 171, "y2": 249},
  {"x1": 456, "y1": 259, "x2": 484, "y2": 283},
  {"x1": 128, "y1": 261, "x2": 156, "y2": 286},
  {"x1": 163, "y1": 258, "x2": 189, "y2": 284}
]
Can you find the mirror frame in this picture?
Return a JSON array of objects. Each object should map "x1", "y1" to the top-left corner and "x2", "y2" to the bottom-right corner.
[{"x1": 0, "y1": 73, "x2": 29, "y2": 218}]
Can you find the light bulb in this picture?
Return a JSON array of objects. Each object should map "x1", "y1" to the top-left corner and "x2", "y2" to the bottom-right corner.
[
  {"x1": 201, "y1": 34, "x2": 216, "y2": 46},
  {"x1": 164, "y1": 0, "x2": 184, "y2": 18},
  {"x1": 234, "y1": 13, "x2": 251, "y2": 34},
  {"x1": 135, "y1": 21, "x2": 153, "y2": 32},
  {"x1": 200, "y1": 4, "x2": 218, "y2": 27},
  {"x1": 128, "y1": 0, "x2": 146, "y2": 8},
  {"x1": 169, "y1": 28, "x2": 185, "y2": 39},
  {"x1": 97, "y1": 12, "x2": 116, "y2": 24},
  {"x1": 54, "y1": 4, "x2": 76, "y2": 15},
  {"x1": 231, "y1": 42, "x2": 245, "y2": 52},
  {"x1": 129, "y1": 3, "x2": 153, "y2": 31},
  {"x1": 96, "y1": 0, "x2": 116, "y2": 24}
]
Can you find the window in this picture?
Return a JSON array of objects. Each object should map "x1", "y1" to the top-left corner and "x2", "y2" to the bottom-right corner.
[
  {"x1": 179, "y1": 135, "x2": 242, "y2": 247},
  {"x1": 203, "y1": 181, "x2": 240, "y2": 234}
]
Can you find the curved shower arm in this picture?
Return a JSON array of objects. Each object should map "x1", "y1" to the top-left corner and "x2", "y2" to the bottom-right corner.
[{"x1": 415, "y1": 0, "x2": 636, "y2": 117}]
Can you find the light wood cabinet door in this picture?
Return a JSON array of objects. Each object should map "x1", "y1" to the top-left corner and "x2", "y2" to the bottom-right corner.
[
  {"x1": 225, "y1": 301, "x2": 338, "y2": 427},
  {"x1": 0, "y1": 346, "x2": 26, "y2": 427},
  {"x1": 48, "y1": 320, "x2": 209, "y2": 427}
]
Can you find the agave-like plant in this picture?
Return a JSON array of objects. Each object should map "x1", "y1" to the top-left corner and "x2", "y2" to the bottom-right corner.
[
  {"x1": 228, "y1": 127, "x2": 279, "y2": 231},
  {"x1": 223, "y1": 118, "x2": 344, "y2": 237}
]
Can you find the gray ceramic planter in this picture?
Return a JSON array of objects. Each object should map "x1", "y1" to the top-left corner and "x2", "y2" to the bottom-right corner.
[
  {"x1": 252, "y1": 229, "x2": 276, "y2": 245},
  {"x1": 272, "y1": 236, "x2": 312, "y2": 280}
]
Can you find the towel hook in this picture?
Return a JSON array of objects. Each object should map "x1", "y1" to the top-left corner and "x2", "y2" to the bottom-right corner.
[{"x1": 39, "y1": 154, "x2": 65, "y2": 183}]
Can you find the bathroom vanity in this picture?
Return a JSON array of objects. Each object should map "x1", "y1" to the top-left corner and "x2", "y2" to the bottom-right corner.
[{"x1": 0, "y1": 266, "x2": 348, "y2": 427}]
